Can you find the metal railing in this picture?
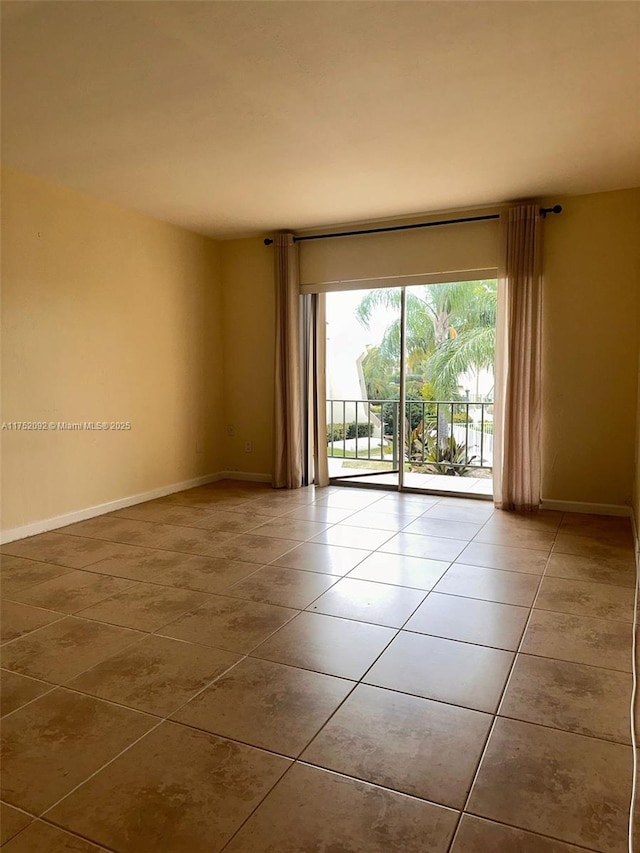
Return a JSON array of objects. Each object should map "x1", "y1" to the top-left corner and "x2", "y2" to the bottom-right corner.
[{"x1": 326, "y1": 398, "x2": 493, "y2": 474}]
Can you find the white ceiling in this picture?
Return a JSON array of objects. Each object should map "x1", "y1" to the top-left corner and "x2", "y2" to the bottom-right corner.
[{"x1": 2, "y1": 1, "x2": 639, "y2": 237}]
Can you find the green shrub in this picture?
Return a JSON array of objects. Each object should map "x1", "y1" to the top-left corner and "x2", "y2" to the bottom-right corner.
[
  {"x1": 326, "y1": 424, "x2": 346, "y2": 443},
  {"x1": 346, "y1": 422, "x2": 374, "y2": 439},
  {"x1": 383, "y1": 396, "x2": 429, "y2": 433},
  {"x1": 327, "y1": 422, "x2": 374, "y2": 444},
  {"x1": 406, "y1": 423, "x2": 477, "y2": 476},
  {"x1": 423, "y1": 435, "x2": 477, "y2": 476}
]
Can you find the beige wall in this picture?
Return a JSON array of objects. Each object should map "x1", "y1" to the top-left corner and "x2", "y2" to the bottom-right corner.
[
  {"x1": 3, "y1": 170, "x2": 639, "y2": 534},
  {"x1": 1, "y1": 168, "x2": 224, "y2": 532},
  {"x1": 541, "y1": 187, "x2": 640, "y2": 507},
  {"x1": 220, "y1": 238, "x2": 275, "y2": 477},
  {"x1": 635, "y1": 298, "x2": 640, "y2": 536},
  {"x1": 219, "y1": 189, "x2": 640, "y2": 508},
  {"x1": 635, "y1": 355, "x2": 640, "y2": 536}
]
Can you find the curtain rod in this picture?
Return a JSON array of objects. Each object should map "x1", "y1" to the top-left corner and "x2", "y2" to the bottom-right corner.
[{"x1": 263, "y1": 205, "x2": 562, "y2": 246}]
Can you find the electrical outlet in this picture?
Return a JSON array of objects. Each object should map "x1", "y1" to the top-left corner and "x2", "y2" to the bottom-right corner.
[
  {"x1": 244, "y1": 440, "x2": 253, "y2": 453},
  {"x1": 226, "y1": 424, "x2": 235, "y2": 437}
]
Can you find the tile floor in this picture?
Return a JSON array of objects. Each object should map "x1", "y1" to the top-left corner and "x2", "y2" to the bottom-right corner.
[
  {"x1": 0, "y1": 480, "x2": 636, "y2": 852},
  {"x1": 327, "y1": 464, "x2": 495, "y2": 497}
]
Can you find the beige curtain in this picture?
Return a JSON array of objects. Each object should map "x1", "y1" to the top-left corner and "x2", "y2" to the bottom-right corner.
[
  {"x1": 308, "y1": 294, "x2": 329, "y2": 487},
  {"x1": 273, "y1": 233, "x2": 304, "y2": 489},
  {"x1": 301, "y1": 294, "x2": 329, "y2": 486},
  {"x1": 493, "y1": 204, "x2": 543, "y2": 511}
]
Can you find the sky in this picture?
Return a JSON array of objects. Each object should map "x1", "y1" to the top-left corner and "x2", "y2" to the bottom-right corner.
[
  {"x1": 325, "y1": 289, "x2": 396, "y2": 400},
  {"x1": 324, "y1": 285, "x2": 495, "y2": 404}
]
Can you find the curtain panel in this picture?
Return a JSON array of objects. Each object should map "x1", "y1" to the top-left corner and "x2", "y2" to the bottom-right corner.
[
  {"x1": 273, "y1": 234, "x2": 329, "y2": 489},
  {"x1": 302, "y1": 294, "x2": 329, "y2": 488},
  {"x1": 273, "y1": 233, "x2": 304, "y2": 488},
  {"x1": 493, "y1": 204, "x2": 543, "y2": 511}
]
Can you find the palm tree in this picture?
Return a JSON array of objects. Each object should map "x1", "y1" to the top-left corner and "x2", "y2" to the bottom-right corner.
[
  {"x1": 357, "y1": 280, "x2": 496, "y2": 452},
  {"x1": 356, "y1": 281, "x2": 496, "y2": 398},
  {"x1": 360, "y1": 345, "x2": 396, "y2": 401}
]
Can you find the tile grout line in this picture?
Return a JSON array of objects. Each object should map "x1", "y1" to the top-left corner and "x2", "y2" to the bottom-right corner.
[
  {"x1": 7, "y1": 516, "x2": 631, "y2": 603},
  {"x1": 445, "y1": 509, "x2": 566, "y2": 853},
  {"x1": 10, "y1": 557, "x2": 343, "y2": 740},
  {"x1": 217, "y1": 594, "x2": 413, "y2": 848},
  {"x1": 448, "y1": 813, "x2": 604, "y2": 853},
  {"x1": 71, "y1": 588, "x2": 314, "y2": 716},
  {"x1": 59, "y1": 485, "x2": 387, "y2": 538},
  {"x1": 215, "y1": 501, "x2": 445, "y2": 852},
  {"x1": 214, "y1": 506, "x2": 509, "y2": 850},
  {"x1": 3, "y1": 487, "x2": 636, "y2": 851},
  {"x1": 28, "y1": 499, "x2": 344, "y2": 558},
  {"x1": 5, "y1": 600, "x2": 296, "y2": 726},
  {"x1": 48, "y1": 528, "x2": 305, "y2": 566},
  {"x1": 0, "y1": 507, "x2": 448, "y2": 734},
  {"x1": 4, "y1": 613, "x2": 634, "y2": 749},
  {"x1": 109, "y1": 500, "x2": 353, "y2": 533},
  {"x1": 0, "y1": 622, "x2": 163, "y2": 723},
  {"x1": 2, "y1": 609, "x2": 250, "y2": 721},
  {"x1": 0, "y1": 681, "x2": 60, "y2": 723},
  {"x1": 39, "y1": 642, "x2": 250, "y2": 831},
  {"x1": 447, "y1": 513, "x2": 636, "y2": 851},
  {"x1": 4, "y1": 557, "x2": 278, "y2": 602},
  {"x1": 4, "y1": 808, "x2": 122, "y2": 853},
  {"x1": 3, "y1": 551, "x2": 337, "y2": 625},
  {"x1": 0, "y1": 612, "x2": 70, "y2": 649},
  {"x1": 4, "y1": 514, "x2": 632, "y2": 688},
  {"x1": 216, "y1": 494, "x2": 549, "y2": 851},
  {"x1": 3, "y1": 550, "x2": 314, "y2": 708},
  {"x1": 33, "y1": 510, "x2": 383, "y2": 850},
  {"x1": 4, "y1": 528, "x2": 632, "y2": 668}
]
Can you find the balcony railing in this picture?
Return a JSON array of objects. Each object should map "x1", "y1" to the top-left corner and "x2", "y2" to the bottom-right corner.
[{"x1": 326, "y1": 398, "x2": 493, "y2": 476}]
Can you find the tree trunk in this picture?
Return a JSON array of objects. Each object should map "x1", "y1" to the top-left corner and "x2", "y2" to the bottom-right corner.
[{"x1": 434, "y1": 311, "x2": 451, "y2": 453}]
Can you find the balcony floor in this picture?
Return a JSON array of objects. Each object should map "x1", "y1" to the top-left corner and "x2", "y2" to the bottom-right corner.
[{"x1": 328, "y1": 459, "x2": 493, "y2": 498}]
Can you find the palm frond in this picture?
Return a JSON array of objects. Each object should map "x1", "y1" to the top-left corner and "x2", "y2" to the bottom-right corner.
[
  {"x1": 355, "y1": 289, "x2": 402, "y2": 328},
  {"x1": 427, "y1": 326, "x2": 496, "y2": 391},
  {"x1": 356, "y1": 279, "x2": 497, "y2": 400}
]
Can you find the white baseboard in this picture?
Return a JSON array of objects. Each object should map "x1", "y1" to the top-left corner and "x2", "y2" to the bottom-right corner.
[
  {"x1": 0, "y1": 470, "x2": 276, "y2": 544},
  {"x1": 1, "y1": 471, "x2": 226, "y2": 544},
  {"x1": 541, "y1": 499, "x2": 632, "y2": 517}
]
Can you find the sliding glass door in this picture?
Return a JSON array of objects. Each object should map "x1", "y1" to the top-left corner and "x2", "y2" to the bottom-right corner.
[
  {"x1": 400, "y1": 281, "x2": 495, "y2": 497},
  {"x1": 325, "y1": 287, "x2": 402, "y2": 488},
  {"x1": 324, "y1": 279, "x2": 496, "y2": 497}
]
